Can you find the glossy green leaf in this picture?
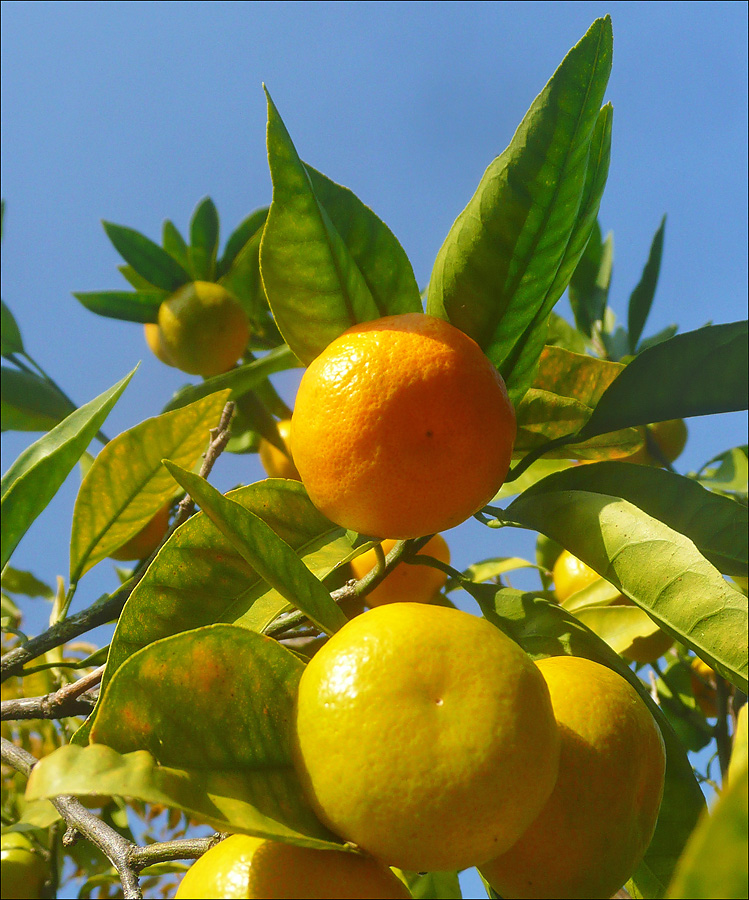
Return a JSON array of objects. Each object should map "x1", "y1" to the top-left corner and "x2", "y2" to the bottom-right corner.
[
  {"x1": 628, "y1": 217, "x2": 666, "y2": 353},
  {"x1": 189, "y1": 196, "x2": 219, "y2": 281},
  {"x1": 260, "y1": 91, "x2": 407, "y2": 364},
  {"x1": 666, "y1": 762, "x2": 748, "y2": 899},
  {"x1": 218, "y1": 207, "x2": 269, "y2": 278},
  {"x1": 696, "y1": 446, "x2": 748, "y2": 496},
  {"x1": 493, "y1": 458, "x2": 574, "y2": 501},
  {"x1": 502, "y1": 485, "x2": 749, "y2": 691},
  {"x1": 1, "y1": 299, "x2": 24, "y2": 356},
  {"x1": 102, "y1": 222, "x2": 190, "y2": 292},
  {"x1": 1, "y1": 367, "x2": 76, "y2": 432},
  {"x1": 162, "y1": 219, "x2": 191, "y2": 272},
  {"x1": 29, "y1": 632, "x2": 341, "y2": 847},
  {"x1": 161, "y1": 345, "x2": 300, "y2": 413},
  {"x1": 164, "y1": 462, "x2": 348, "y2": 635},
  {"x1": 1, "y1": 566, "x2": 54, "y2": 599},
  {"x1": 513, "y1": 346, "x2": 642, "y2": 458},
  {"x1": 427, "y1": 17, "x2": 613, "y2": 403},
  {"x1": 73, "y1": 290, "x2": 164, "y2": 324},
  {"x1": 569, "y1": 221, "x2": 607, "y2": 335},
  {"x1": 69, "y1": 390, "x2": 230, "y2": 581},
  {"x1": 579, "y1": 321, "x2": 749, "y2": 440},
  {"x1": 118, "y1": 263, "x2": 161, "y2": 291},
  {"x1": 473, "y1": 585, "x2": 705, "y2": 898},
  {"x1": 1, "y1": 369, "x2": 134, "y2": 570},
  {"x1": 517, "y1": 461, "x2": 748, "y2": 576}
]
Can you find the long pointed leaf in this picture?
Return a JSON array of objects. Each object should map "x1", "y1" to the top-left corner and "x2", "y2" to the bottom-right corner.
[
  {"x1": 103, "y1": 222, "x2": 190, "y2": 292},
  {"x1": 1, "y1": 368, "x2": 76, "y2": 433},
  {"x1": 628, "y1": 217, "x2": 666, "y2": 353},
  {"x1": 73, "y1": 290, "x2": 164, "y2": 324},
  {"x1": 189, "y1": 196, "x2": 219, "y2": 281}
]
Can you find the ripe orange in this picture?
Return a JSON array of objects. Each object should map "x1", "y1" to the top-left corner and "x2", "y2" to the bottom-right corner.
[
  {"x1": 174, "y1": 834, "x2": 410, "y2": 899},
  {"x1": 480, "y1": 655, "x2": 666, "y2": 900},
  {"x1": 258, "y1": 419, "x2": 301, "y2": 480},
  {"x1": 291, "y1": 314, "x2": 516, "y2": 538},
  {"x1": 143, "y1": 322, "x2": 175, "y2": 367},
  {"x1": 1, "y1": 832, "x2": 48, "y2": 900},
  {"x1": 624, "y1": 418, "x2": 688, "y2": 466},
  {"x1": 350, "y1": 534, "x2": 450, "y2": 607},
  {"x1": 109, "y1": 504, "x2": 170, "y2": 561},
  {"x1": 690, "y1": 657, "x2": 719, "y2": 718},
  {"x1": 158, "y1": 281, "x2": 249, "y2": 377},
  {"x1": 294, "y1": 603, "x2": 560, "y2": 873}
]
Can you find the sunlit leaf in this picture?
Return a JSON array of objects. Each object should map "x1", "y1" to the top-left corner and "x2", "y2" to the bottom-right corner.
[{"x1": 696, "y1": 446, "x2": 748, "y2": 496}]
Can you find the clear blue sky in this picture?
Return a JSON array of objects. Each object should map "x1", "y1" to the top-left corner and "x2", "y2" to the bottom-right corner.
[{"x1": 2, "y1": 2, "x2": 747, "y2": 896}]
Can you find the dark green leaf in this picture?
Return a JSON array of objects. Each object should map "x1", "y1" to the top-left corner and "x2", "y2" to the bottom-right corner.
[
  {"x1": 427, "y1": 17, "x2": 613, "y2": 403},
  {"x1": 579, "y1": 322, "x2": 749, "y2": 440},
  {"x1": 1, "y1": 299, "x2": 24, "y2": 356},
  {"x1": 501, "y1": 485, "x2": 749, "y2": 691},
  {"x1": 164, "y1": 462, "x2": 348, "y2": 636},
  {"x1": 73, "y1": 290, "x2": 164, "y2": 324},
  {"x1": 1, "y1": 369, "x2": 134, "y2": 570},
  {"x1": 473, "y1": 585, "x2": 705, "y2": 897},
  {"x1": 1, "y1": 566, "x2": 54, "y2": 599},
  {"x1": 629, "y1": 217, "x2": 666, "y2": 353},
  {"x1": 189, "y1": 196, "x2": 219, "y2": 281},
  {"x1": 219, "y1": 217, "x2": 273, "y2": 327},
  {"x1": 655, "y1": 657, "x2": 712, "y2": 754},
  {"x1": 569, "y1": 223, "x2": 614, "y2": 336},
  {"x1": 637, "y1": 324, "x2": 678, "y2": 354},
  {"x1": 102, "y1": 222, "x2": 190, "y2": 292},
  {"x1": 1, "y1": 367, "x2": 76, "y2": 432},
  {"x1": 118, "y1": 264, "x2": 159, "y2": 291},
  {"x1": 260, "y1": 90, "x2": 382, "y2": 364},
  {"x1": 162, "y1": 219, "x2": 191, "y2": 272},
  {"x1": 218, "y1": 207, "x2": 269, "y2": 278}
]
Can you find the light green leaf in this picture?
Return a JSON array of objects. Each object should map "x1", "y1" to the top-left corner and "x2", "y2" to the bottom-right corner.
[
  {"x1": 218, "y1": 207, "x2": 269, "y2": 278},
  {"x1": 1, "y1": 370, "x2": 134, "y2": 570},
  {"x1": 493, "y1": 458, "x2": 575, "y2": 501},
  {"x1": 1, "y1": 566, "x2": 54, "y2": 599},
  {"x1": 69, "y1": 391, "x2": 230, "y2": 581},
  {"x1": 697, "y1": 446, "x2": 748, "y2": 496}
]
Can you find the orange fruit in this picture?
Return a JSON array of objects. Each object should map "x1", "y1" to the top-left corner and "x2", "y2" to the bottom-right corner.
[
  {"x1": 174, "y1": 834, "x2": 410, "y2": 899},
  {"x1": 158, "y1": 281, "x2": 249, "y2": 377},
  {"x1": 293, "y1": 603, "x2": 560, "y2": 872},
  {"x1": 690, "y1": 657, "x2": 719, "y2": 718},
  {"x1": 480, "y1": 655, "x2": 666, "y2": 900},
  {"x1": 258, "y1": 419, "x2": 301, "y2": 480},
  {"x1": 552, "y1": 549, "x2": 600, "y2": 602},
  {"x1": 1, "y1": 832, "x2": 48, "y2": 900},
  {"x1": 624, "y1": 418, "x2": 688, "y2": 466},
  {"x1": 291, "y1": 313, "x2": 516, "y2": 538},
  {"x1": 109, "y1": 504, "x2": 170, "y2": 561},
  {"x1": 350, "y1": 534, "x2": 450, "y2": 607},
  {"x1": 143, "y1": 322, "x2": 175, "y2": 367}
]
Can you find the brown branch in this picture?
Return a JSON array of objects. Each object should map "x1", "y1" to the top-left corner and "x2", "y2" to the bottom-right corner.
[
  {"x1": 2, "y1": 665, "x2": 104, "y2": 721},
  {"x1": 1, "y1": 403, "x2": 235, "y2": 683}
]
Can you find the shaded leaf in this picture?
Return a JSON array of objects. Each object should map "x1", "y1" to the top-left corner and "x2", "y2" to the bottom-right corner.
[
  {"x1": 103, "y1": 222, "x2": 190, "y2": 292},
  {"x1": 502, "y1": 483, "x2": 748, "y2": 691},
  {"x1": 629, "y1": 216, "x2": 666, "y2": 353},
  {"x1": 189, "y1": 196, "x2": 219, "y2": 281},
  {"x1": 473, "y1": 585, "x2": 705, "y2": 898},
  {"x1": 69, "y1": 391, "x2": 230, "y2": 580},
  {"x1": 574, "y1": 603, "x2": 668, "y2": 656},
  {"x1": 118, "y1": 263, "x2": 157, "y2": 291},
  {"x1": 637, "y1": 324, "x2": 678, "y2": 354},
  {"x1": 1, "y1": 299, "x2": 24, "y2": 356},
  {"x1": 427, "y1": 17, "x2": 613, "y2": 403},
  {"x1": 1, "y1": 367, "x2": 76, "y2": 432},
  {"x1": 162, "y1": 220, "x2": 191, "y2": 273},
  {"x1": 73, "y1": 290, "x2": 164, "y2": 324},
  {"x1": 218, "y1": 207, "x2": 269, "y2": 278},
  {"x1": 544, "y1": 311, "x2": 589, "y2": 354},
  {"x1": 655, "y1": 658, "x2": 713, "y2": 754},
  {"x1": 696, "y1": 446, "x2": 748, "y2": 496},
  {"x1": 1, "y1": 369, "x2": 134, "y2": 570}
]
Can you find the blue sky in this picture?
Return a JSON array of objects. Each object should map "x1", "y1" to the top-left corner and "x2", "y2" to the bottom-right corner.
[{"x1": 1, "y1": 2, "x2": 747, "y2": 896}]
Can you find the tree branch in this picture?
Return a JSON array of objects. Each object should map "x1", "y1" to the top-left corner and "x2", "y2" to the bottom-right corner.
[{"x1": 2, "y1": 665, "x2": 104, "y2": 721}]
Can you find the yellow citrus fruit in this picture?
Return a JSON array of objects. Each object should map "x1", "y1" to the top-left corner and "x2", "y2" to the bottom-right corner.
[
  {"x1": 109, "y1": 504, "x2": 170, "y2": 561},
  {"x1": 350, "y1": 535, "x2": 450, "y2": 607},
  {"x1": 158, "y1": 281, "x2": 249, "y2": 377},
  {"x1": 174, "y1": 834, "x2": 411, "y2": 899},
  {"x1": 1, "y1": 832, "x2": 48, "y2": 900},
  {"x1": 480, "y1": 655, "x2": 666, "y2": 900},
  {"x1": 291, "y1": 313, "x2": 516, "y2": 538},
  {"x1": 552, "y1": 549, "x2": 600, "y2": 602},
  {"x1": 258, "y1": 419, "x2": 301, "y2": 480},
  {"x1": 294, "y1": 603, "x2": 560, "y2": 872},
  {"x1": 690, "y1": 657, "x2": 719, "y2": 718},
  {"x1": 625, "y1": 418, "x2": 688, "y2": 466},
  {"x1": 143, "y1": 322, "x2": 175, "y2": 366}
]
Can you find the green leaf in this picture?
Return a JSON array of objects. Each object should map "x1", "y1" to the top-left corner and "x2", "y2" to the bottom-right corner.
[
  {"x1": 189, "y1": 196, "x2": 219, "y2": 281},
  {"x1": 544, "y1": 311, "x2": 589, "y2": 354},
  {"x1": 162, "y1": 220, "x2": 191, "y2": 272},
  {"x1": 578, "y1": 322, "x2": 749, "y2": 440},
  {"x1": 569, "y1": 223, "x2": 614, "y2": 336},
  {"x1": 628, "y1": 217, "x2": 666, "y2": 353},
  {"x1": 73, "y1": 290, "x2": 164, "y2": 324},
  {"x1": 29, "y1": 633, "x2": 341, "y2": 847},
  {"x1": 501, "y1": 484, "x2": 749, "y2": 692},
  {"x1": 102, "y1": 222, "x2": 191, "y2": 292},
  {"x1": 1, "y1": 566, "x2": 54, "y2": 599},
  {"x1": 218, "y1": 207, "x2": 269, "y2": 278},
  {"x1": 260, "y1": 90, "x2": 387, "y2": 364},
  {"x1": 164, "y1": 462, "x2": 348, "y2": 636},
  {"x1": 473, "y1": 586, "x2": 705, "y2": 897},
  {"x1": 1, "y1": 368, "x2": 76, "y2": 432},
  {"x1": 573, "y1": 603, "x2": 669, "y2": 656},
  {"x1": 398, "y1": 870, "x2": 462, "y2": 899},
  {"x1": 1, "y1": 299, "x2": 24, "y2": 356},
  {"x1": 696, "y1": 446, "x2": 748, "y2": 496},
  {"x1": 655, "y1": 658, "x2": 712, "y2": 754},
  {"x1": 637, "y1": 324, "x2": 678, "y2": 354},
  {"x1": 493, "y1": 458, "x2": 575, "y2": 501},
  {"x1": 1, "y1": 369, "x2": 134, "y2": 570},
  {"x1": 161, "y1": 345, "x2": 300, "y2": 413},
  {"x1": 427, "y1": 17, "x2": 613, "y2": 403},
  {"x1": 666, "y1": 762, "x2": 747, "y2": 899},
  {"x1": 118, "y1": 264, "x2": 159, "y2": 291},
  {"x1": 728, "y1": 704, "x2": 748, "y2": 787},
  {"x1": 69, "y1": 390, "x2": 230, "y2": 581},
  {"x1": 447, "y1": 557, "x2": 538, "y2": 591}
]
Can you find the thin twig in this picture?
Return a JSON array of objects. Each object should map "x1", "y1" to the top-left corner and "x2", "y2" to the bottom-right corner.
[
  {"x1": 2, "y1": 665, "x2": 104, "y2": 721},
  {"x1": 715, "y1": 675, "x2": 733, "y2": 782},
  {"x1": 130, "y1": 835, "x2": 224, "y2": 871}
]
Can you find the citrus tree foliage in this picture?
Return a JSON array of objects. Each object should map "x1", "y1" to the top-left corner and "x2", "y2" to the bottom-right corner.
[{"x1": 2, "y1": 17, "x2": 747, "y2": 900}]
